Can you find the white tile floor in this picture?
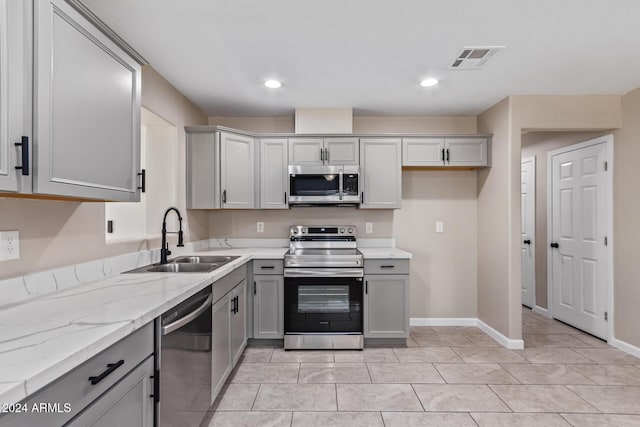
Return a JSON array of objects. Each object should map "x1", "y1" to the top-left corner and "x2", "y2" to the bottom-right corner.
[{"x1": 202, "y1": 308, "x2": 640, "y2": 426}]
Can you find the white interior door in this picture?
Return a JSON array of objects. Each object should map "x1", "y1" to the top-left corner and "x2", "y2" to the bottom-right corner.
[
  {"x1": 549, "y1": 138, "x2": 609, "y2": 339},
  {"x1": 521, "y1": 156, "x2": 536, "y2": 309}
]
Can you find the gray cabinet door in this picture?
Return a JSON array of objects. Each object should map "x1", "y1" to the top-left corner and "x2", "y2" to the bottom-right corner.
[
  {"x1": 253, "y1": 275, "x2": 284, "y2": 339},
  {"x1": 260, "y1": 138, "x2": 288, "y2": 209},
  {"x1": 402, "y1": 137, "x2": 445, "y2": 166},
  {"x1": 445, "y1": 137, "x2": 489, "y2": 167},
  {"x1": 211, "y1": 295, "x2": 231, "y2": 399},
  {"x1": 220, "y1": 132, "x2": 255, "y2": 208},
  {"x1": 186, "y1": 131, "x2": 220, "y2": 209},
  {"x1": 0, "y1": 0, "x2": 30, "y2": 193},
  {"x1": 288, "y1": 137, "x2": 323, "y2": 165},
  {"x1": 360, "y1": 138, "x2": 402, "y2": 209},
  {"x1": 33, "y1": 0, "x2": 141, "y2": 201},
  {"x1": 325, "y1": 137, "x2": 359, "y2": 165},
  {"x1": 231, "y1": 280, "x2": 247, "y2": 366},
  {"x1": 364, "y1": 274, "x2": 409, "y2": 338},
  {"x1": 66, "y1": 356, "x2": 154, "y2": 427}
]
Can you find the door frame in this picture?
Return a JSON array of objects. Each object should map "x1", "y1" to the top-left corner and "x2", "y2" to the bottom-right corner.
[
  {"x1": 546, "y1": 134, "x2": 614, "y2": 342},
  {"x1": 521, "y1": 155, "x2": 536, "y2": 309}
]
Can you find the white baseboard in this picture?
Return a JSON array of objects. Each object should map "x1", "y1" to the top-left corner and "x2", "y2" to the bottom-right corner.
[
  {"x1": 477, "y1": 319, "x2": 525, "y2": 350},
  {"x1": 410, "y1": 317, "x2": 524, "y2": 350},
  {"x1": 410, "y1": 318, "x2": 477, "y2": 327},
  {"x1": 532, "y1": 305, "x2": 549, "y2": 317},
  {"x1": 610, "y1": 337, "x2": 640, "y2": 359}
]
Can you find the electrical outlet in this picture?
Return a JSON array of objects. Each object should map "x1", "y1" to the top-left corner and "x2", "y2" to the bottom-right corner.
[
  {"x1": 365, "y1": 223, "x2": 373, "y2": 234},
  {"x1": 257, "y1": 222, "x2": 264, "y2": 233},
  {"x1": 0, "y1": 230, "x2": 20, "y2": 261},
  {"x1": 436, "y1": 221, "x2": 444, "y2": 233}
]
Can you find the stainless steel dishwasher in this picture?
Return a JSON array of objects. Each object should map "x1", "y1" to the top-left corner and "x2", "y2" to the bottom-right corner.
[{"x1": 158, "y1": 286, "x2": 212, "y2": 427}]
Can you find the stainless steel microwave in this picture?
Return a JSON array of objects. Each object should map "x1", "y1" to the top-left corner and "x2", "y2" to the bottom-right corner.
[{"x1": 288, "y1": 165, "x2": 360, "y2": 205}]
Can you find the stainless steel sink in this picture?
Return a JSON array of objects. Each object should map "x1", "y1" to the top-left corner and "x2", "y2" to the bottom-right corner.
[
  {"x1": 147, "y1": 263, "x2": 215, "y2": 273},
  {"x1": 122, "y1": 254, "x2": 240, "y2": 273},
  {"x1": 172, "y1": 255, "x2": 240, "y2": 264}
]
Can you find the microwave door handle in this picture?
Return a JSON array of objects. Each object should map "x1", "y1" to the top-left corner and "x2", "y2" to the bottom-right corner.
[{"x1": 339, "y1": 170, "x2": 343, "y2": 200}]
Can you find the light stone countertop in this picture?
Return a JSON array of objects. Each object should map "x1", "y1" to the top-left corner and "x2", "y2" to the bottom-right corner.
[{"x1": 0, "y1": 246, "x2": 409, "y2": 406}]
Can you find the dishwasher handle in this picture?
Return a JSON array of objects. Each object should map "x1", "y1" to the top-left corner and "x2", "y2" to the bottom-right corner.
[{"x1": 162, "y1": 294, "x2": 213, "y2": 336}]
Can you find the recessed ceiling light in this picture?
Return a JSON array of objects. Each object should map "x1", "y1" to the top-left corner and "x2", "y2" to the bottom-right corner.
[
  {"x1": 264, "y1": 80, "x2": 282, "y2": 89},
  {"x1": 420, "y1": 78, "x2": 439, "y2": 87}
]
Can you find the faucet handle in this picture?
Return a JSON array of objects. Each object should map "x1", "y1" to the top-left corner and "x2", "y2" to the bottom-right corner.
[{"x1": 165, "y1": 242, "x2": 172, "y2": 257}]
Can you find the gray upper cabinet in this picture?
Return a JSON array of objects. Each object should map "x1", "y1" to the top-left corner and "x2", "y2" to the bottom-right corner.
[
  {"x1": 445, "y1": 137, "x2": 489, "y2": 167},
  {"x1": 360, "y1": 138, "x2": 402, "y2": 209},
  {"x1": 33, "y1": 0, "x2": 141, "y2": 201},
  {"x1": 220, "y1": 132, "x2": 255, "y2": 208},
  {"x1": 260, "y1": 138, "x2": 288, "y2": 209},
  {"x1": 186, "y1": 131, "x2": 220, "y2": 209},
  {"x1": 402, "y1": 137, "x2": 445, "y2": 166},
  {"x1": 402, "y1": 136, "x2": 489, "y2": 167},
  {"x1": 288, "y1": 137, "x2": 323, "y2": 165},
  {"x1": 324, "y1": 137, "x2": 359, "y2": 165},
  {"x1": 0, "y1": 1, "x2": 30, "y2": 193},
  {"x1": 288, "y1": 137, "x2": 359, "y2": 165}
]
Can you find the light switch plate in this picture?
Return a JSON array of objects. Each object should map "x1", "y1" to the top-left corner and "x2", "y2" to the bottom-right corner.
[
  {"x1": 257, "y1": 222, "x2": 264, "y2": 233},
  {"x1": 436, "y1": 221, "x2": 444, "y2": 233},
  {"x1": 0, "y1": 230, "x2": 20, "y2": 261},
  {"x1": 365, "y1": 223, "x2": 373, "y2": 233}
]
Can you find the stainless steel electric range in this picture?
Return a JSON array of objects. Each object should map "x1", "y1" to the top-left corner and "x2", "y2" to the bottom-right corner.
[{"x1": 283, "y1": 225, "x2": 364, "y2": 350}]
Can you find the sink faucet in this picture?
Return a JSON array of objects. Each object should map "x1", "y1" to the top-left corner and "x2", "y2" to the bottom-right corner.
[{"x1": 160, "y1": 207, "x2": 184, "y2": 264}]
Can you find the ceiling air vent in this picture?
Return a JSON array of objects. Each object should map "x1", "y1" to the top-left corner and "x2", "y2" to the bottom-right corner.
[{"x1": 447, "y1": 46, "x2": 505, "y2": 70}]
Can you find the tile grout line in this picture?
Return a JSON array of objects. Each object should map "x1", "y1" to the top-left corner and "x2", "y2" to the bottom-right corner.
[
  {"x1": 486, "y1": 384, "x2": 515, "y2": 413},
  {"x1": 410, "y1": 383, "x2": 427, "y2": 412}
]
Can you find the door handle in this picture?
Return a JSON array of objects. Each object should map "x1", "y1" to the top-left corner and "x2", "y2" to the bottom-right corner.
[
  {"x1": 446, "y1": 148, "x2": 450, "y2": 163},
  {"x1": 162, "y1": 294, "x2": 213, "y2": 335},
  {"x1": 223, "y1": 190, "x2": 227, "y2": 204},
  {"x1": 523, "y1": 239, "x2": 531, "y2": 245},
  {"x1": 550, "y1": 242, "x2": 559, "y2": 248},
  {"x1": 254, "y1": 281, "x2": 257, "y2": 295},
  {"x1": 320, "y1": 147, "x2": 324, "y2": 162},
  {"x1": 14, "y1": 136, "x2": 30, "y2": 176},
  {"x1": 441, "y1": 148, "x2": 445, "y2": 163},
  {"x1": 325, "y1": 148, "x2": 329, "y2": 163},
  {"x1": 137, "y1": 169, "x2": 146, "y2": 193},
  {"x1": 365, "y1": 281, "x2": 368, "y2": 294},
  {"x1": 88, "y1": 360, "x2": 124, "y2": 385}
]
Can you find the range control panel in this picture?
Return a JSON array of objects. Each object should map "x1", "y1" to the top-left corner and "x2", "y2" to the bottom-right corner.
[{"x1": 290, "y1": 225, "x2": 356, "y2": 237}]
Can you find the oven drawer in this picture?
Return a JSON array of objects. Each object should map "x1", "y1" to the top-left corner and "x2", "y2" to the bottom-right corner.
[
  {"x1": 253, "y1": 259, "x2": 284, "y2": 275},
  {"x1": 364, "y1": 259, "x2": 409, "y2": 275}
]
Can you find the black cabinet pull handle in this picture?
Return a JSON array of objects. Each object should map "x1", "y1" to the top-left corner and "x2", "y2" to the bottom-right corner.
[
  {"x1": 254, "y1": 281, "x2": 257, "y2": 295},
  {"x1": 441, "y1": 148, "x2": 445, "y2": 162},
  {"x1": 365, "y1": 281, "x2": 368, "y2": 294},
  {"x1": 234, "y1": 296, "x2": 239, "y2": 313},
  {"x1": 137, "y1": 169, "x2": 146, "y2": 192},
  {"x1": 380, "y1": 265, "x2": 395, "y2": 269},
  {"x1": 523, "y1": 239, "x2": 531, "y2": 245},
  {"x1": 284, "y1": 192, "x2": 287, "y2": 205},
  {"x1": 320, "y1": 147, "x2": 324, "y2": 161},
  {"x1": 88, "y1": 360, "x2": 124, "y2": 385},
  {"x1": 14, "y1": 136, "x2": 29, "y2": 176},
  {"x1": 261, "y1": 266, "x2": 275, "y2": 269},
  {"x1": 446, "y1": 148, "x2": 450, "y2": 163},
  {"x1": 361, "y1": 192, "x2": 364, "y2": 204},
  {"x1": 550, "y1": 242, "x2": 559, "y2": 248},
  {"x1": 223, "y1": 190, "x2": 227, "y2": 204},
  {"x1": 230, "y1": 296, "x2": 235, "y2": 313},
  {"x1": 151, "y1": 369, "x2": 160, "y2": 403}
]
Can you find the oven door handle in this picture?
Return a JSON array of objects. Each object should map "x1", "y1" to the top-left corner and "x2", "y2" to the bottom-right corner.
[
  {"x1": 162, "y1": 294, "x2": 213, "y2": 335},
  {"x1": 284, "y1": 268, "x2": 364, "y2": 278}
]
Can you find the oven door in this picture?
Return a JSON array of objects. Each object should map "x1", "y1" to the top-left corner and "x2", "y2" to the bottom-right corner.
[{"x1": 284, "y1": 274, "x2": 363, "y2": 333}]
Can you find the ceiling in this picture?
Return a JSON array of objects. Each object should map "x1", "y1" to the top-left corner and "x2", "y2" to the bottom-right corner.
[{"x1": 82, "y1": 0, "x2": 640, "y2": 117}]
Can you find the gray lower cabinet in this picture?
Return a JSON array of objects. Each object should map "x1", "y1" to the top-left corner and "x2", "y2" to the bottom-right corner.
[
  {"x1": 364, "y1": 258, "x2": 409, "y2": 338},
  {"x1": 66, "y1": 357, "x2": 154, "y2": 427},
  {"x1": 0, "y1": 0, "x2": 30, "y2": 193},
  {"x1": 259, "y1": 138, "x2": 288, "y2": 209},
  {"x1": 360, "y1": 138, "x2": 402, "y2": 209},
  {"x1": 253, "y1": 275, "x2": 284, "y2": 339},
  {"x1": 0, "y1": 322, "x2": 154, "y2": 427},
  {"x1": 211, "y1": 270, "x2": 248, "y2": 400},
  {"x1": 33, "y1": 0, "x2": 142, "y2": 201},
  {"x1": 211, "y1": 293, "x2": 232, "y2": 399}
]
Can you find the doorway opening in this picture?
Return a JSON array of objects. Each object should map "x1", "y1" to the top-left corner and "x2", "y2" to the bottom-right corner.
[{"x1": 520, "y1": 132, "x2": 613, "y2": 344}]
